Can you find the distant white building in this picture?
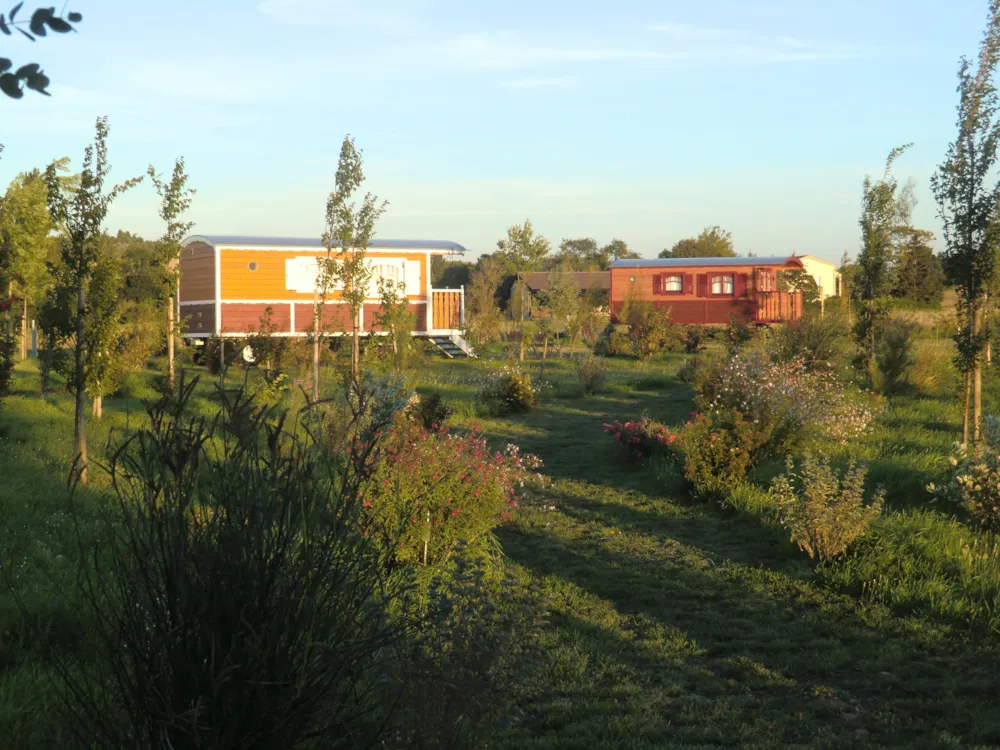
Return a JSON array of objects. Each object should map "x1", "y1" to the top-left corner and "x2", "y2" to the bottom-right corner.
[{"x1": 798, "y1": 255, "x2": 842, "y2": 299}]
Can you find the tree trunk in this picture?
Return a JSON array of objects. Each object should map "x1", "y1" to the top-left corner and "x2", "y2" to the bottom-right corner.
[
  {"x1": 74, "y1": 280, "x2": 88, "y2": 485},
  {"x1": 963, "y1": 367, "x2": 972, "y2": 445},
  {"x1": 312, "y1": 289, "x2": 320, "y2": 404},
  {"x1": 92, "y1": 394, "x2": 102, "y2": 419},
  {"x1": 167, "y1": 295, "x2": 176, "y2": 389},
  {"x1": 351, "y1": 309, "x2": 360, "y2": 379},
  {"x1": 542, "y1": 336, "x2": 548, "y2": 360},
  {"x1": 973, "y1": 302, "x2": 983, "y2": 444},
  {"x1": 218, "y1": 338, "x2": 225, "y2": 390}
]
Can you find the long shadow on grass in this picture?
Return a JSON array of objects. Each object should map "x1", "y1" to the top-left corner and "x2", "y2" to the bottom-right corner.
[{"x1": 499, "y1": 514, "x2": 1000, "y2": 748}]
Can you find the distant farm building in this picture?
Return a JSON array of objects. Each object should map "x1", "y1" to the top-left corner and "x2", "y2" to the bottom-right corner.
[
  {"x1": 178, "y1": 235, "x2": 473, "y2": 358},
  {"x1": 609, "y1": 256, "x2": 807, "y2": 325},
  {"x1": 798, "y1": 255, "x2": 842, "y2": 299}
]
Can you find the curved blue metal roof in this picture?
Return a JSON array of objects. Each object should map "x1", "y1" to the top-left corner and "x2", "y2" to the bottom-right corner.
[
  {"x1": 185, "y1": 235, "x2": 467, "y2": 253},
  {"x1": 610, "y1": 256, "x2": 802, "y2": 268}
]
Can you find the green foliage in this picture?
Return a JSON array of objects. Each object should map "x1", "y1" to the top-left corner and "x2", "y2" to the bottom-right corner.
[
  {"x1": 853, "y1": 144, "x2": 914, "y2": 379},
  {"x1": 430, "y1": 256, "x2": 473, "y2": 288},
  {"x1": 364, "y1": 422, "x2": 542, "y2": 570},
  {"x1": 372, "y1": 277, "x2": 416, "y2": 371},
  {"x1": 387, "y1": 553, "x2": 547, "y2": 750},
  {"x1": 556, "y1": 237, "x2": 638, "y2": 270},
  {"x1": 593, "y1": 328, "x2": 633, "y2": 358},
  {"x1": 0, "y1": 5, "x2": 83, "y2": 98},
  {"x1": 770, "y1": 310, "x2": 851, "y2": 373},
  {"x1": 929, "y1": 429, "x2": 1000, "y2": 534},
  {"x1": 893, "y1": 228, "x2": 944, "y2": 305},
  {"x1": 465, "y1": 256, "x2": 506, "y2": 346},
  {"x1": 36, "y1": 374, "x2": 404, "y2": 749},
  {"x1": 0, "y1": 330, "x2": 13, "y2": 405},
  {"x1": 682, "y1": 325, "x2": 707, "y2": 354},
  {"x1": 411, "y1": 391, "x2": 453, "y2": 431},
  {"x1": 478, "y1": 366, "x2": 539, "y2": 414},
  {"x1": 874, "y1": 318, "x2": 918, "y2": 397},
  {"x1": 146, "y1": 158, "x2": 195, "y2": 297},
  {"x1": 771, "y1": 454, "x2": 884, "y2": 562},
  {"x1": 495, "y1": 219, "x2": 550, "y2": 275},
  {"x1": 659, "y1": 226, "x2": 736, "y2": 258},
  {"x1": 575, "y1": 353, "x2": 607, "y2": 394},
  {"x1": 778, "y1": 268, "x2": 821, "y2": 303},
  {"x1": 246, "y1": 306, "x2": 289, "y2": 383},
  {"x1": 320, "y1": 135, "x2": 388, "y2": 375},
  {"x1": 675, "y1": 353, "x2": 717, "y2": 386},
  {"x1": 821, "y1": 509, "x2": 1000, "y2": 633},
  {"x1": 675, "y1": 412, "x2": 756, "y2": 497},
  {"x1": 724, "y1": 314, "x2": 757, "y2": 356}
]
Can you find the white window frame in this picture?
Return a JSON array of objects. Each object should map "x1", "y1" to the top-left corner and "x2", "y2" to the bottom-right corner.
[
  {"x1": 664, "y1": 275, "x2": 683, "y2": 293},
  {"x1": 711, "y1": 275, "x2": 734, "y2": 295}
]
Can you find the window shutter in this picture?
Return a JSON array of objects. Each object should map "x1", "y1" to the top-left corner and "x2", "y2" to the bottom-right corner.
[
  {"x1": 696, "y1": 273, "x2": 707, "y2": 297},
  {"x1": 652, "y1": 273, "x2": 661, "y2": 295},
  {"x1": 734, "y1": 272, "x2": 747, "y2": 297},
  {"x1": 684, "y1": 273, "x2": 693, "y2": 294}
]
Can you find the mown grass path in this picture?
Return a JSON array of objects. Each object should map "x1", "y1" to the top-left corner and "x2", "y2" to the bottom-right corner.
[{"x1": 418, "y1": 360, "x2": 1000, "y2": 750}]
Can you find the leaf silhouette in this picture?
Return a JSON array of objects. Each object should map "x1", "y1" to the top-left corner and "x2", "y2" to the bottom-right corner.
[
  {"x1": 29, "y1": 6, "x2": 52, "y2": 36},
  {"x1": 0, "y1": 72, "x2": 22, "y2": 98},
  {"x1": 0, "y1": 58, "x2": 10, "y2": 73},
  {"x1": 45, "y1": 15, "x2": 71, "y2": 33},
  {"x1": 0, "y1": 15, "x2": 9, "y2": 35},
  {"x1": 9, "y1": 2, "x2": 22, "y2": 22},
  {"x1": 67, "y1": 11, "x2": 80, "y2": 22}
]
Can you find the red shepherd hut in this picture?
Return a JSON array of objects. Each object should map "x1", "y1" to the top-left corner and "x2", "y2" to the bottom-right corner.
[{"x1": 609, "y1": 256, "x2": 806, "y2": 325}]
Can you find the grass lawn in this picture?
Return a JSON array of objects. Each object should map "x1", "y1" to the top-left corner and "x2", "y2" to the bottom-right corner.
[{"x1": 3, "y1": 344, "x2": 1000, "y2": 748}]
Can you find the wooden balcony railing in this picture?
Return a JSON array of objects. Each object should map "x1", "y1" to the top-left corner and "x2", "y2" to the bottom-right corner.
[
  {"x1": 430, "y1": 288, "x2": 464, "y2": 331},
  {"x1": 754, "y1": 291, "x2": 803, "y2": 323}
]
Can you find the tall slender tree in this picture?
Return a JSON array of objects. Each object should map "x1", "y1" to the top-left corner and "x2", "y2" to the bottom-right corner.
[
  {"x1": 853, "y1": 144, "x2": 914, "y2": 382},
  {"x1": 496, "y1": 219, "x2": 550, "y2": 360},
  {"x1": 56, "y1": 117, "x2": 142, "y2": 482},
  {"x1": 931, "y1": 0, "x2": 1000, "y2": 444},
  {"x1": 318, "y1": 136, "x2": 386, "y2": 387},
  {"x1": 147, "y1": 158, "x2": 195, "y2": 390}
]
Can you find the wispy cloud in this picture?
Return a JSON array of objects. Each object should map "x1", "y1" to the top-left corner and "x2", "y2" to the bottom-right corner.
[
  {"x1": 256, "y1": 0, "x2": 424, "y2": 36},
  {"x1": 498, "y1": 76, "x2": 579, "y2": 89},
  {"x1": 432, "y1": 31, "x2": 664, "y2": 70},
  {"x1": 646, "y1": 21, "x2": 857, "y2": 62}
]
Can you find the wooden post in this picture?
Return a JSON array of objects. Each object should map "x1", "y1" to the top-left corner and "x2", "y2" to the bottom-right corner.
[
  {"x1": 167, "y1": 295, "x2": 176, "y2": 388},
  {"x1": 819, "y1": 284, "x2": 825, "y2": 319},
  {"x1": 312, "y1": 288, "x2": 320, "y2": 404},
  {"x1": 20, "y1": 296, "x2": 27, "y2": 359},
  {"x1": 218, "y1": 338, "x2": 225, "y2": 390},
  {"x1": 30, "y1": 319, "x2": 37, "y2": 358}
]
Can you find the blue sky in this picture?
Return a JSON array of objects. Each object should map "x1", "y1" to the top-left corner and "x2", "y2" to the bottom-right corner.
[{"x1": 0, "y1": 0, "x2": 991, "y2": 263}]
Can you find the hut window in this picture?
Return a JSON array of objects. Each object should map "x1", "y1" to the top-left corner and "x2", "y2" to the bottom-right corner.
[
  {"x1": 663, "y1": 275, "x2": 683, "y2": 293},
  {"x1": 711, "y1": 275, "x2": 734, "y2": 295},
  {"x1": 248, "y1": 261, "x2": 258, "y2": 271}
]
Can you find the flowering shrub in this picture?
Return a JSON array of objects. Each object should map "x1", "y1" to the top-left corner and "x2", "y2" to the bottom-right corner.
[
  {"x1": 674, "y1": 412, "x2": 756, "y2": 496},
  {"x1": 576, "y1": 354, "x2": 607, "y2": 394},
  {"x1": 771, "y1": 453, "x2": 884, "y2": 562},
  {"x1": 477, "y1": 366, "x2": 540, "y2": 414},
  {"x1": 602, "y1": 417, "x2": 676, "y2": 461},
  {"x1": 363, "y1": 423, "x2": 543, "y2": 569},
  {"x1": 929, "y1": 432, "x2": 1000, "y2": 534},
  {"x1": 696, "y1": 350, "x2": 875, "y2": 458}
]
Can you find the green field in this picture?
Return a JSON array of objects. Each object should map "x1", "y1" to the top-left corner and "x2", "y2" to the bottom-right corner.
[{"x1": 3, "y1": 344, "x2": 1000, "y2": 749}]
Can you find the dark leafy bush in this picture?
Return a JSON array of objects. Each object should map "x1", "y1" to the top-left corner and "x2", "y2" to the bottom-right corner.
[
  {"x1": 594, "y1": 328, "x2": 633, "y2": 358},
  {"x1": 770, "y1": 310, "x2": 851, "y2": 373},
  {"x1": 675, "y1": 412, "x2": 756, "y2": 497},
  {"x1": 478, "y1": 366, "x2": 539, "y2": 414},
  {"x1": 412, "y1": 391, "x2": 453, "y2": 431},
  {"x1": 47, "y1": 373, "x2": 405, "y2": 750},
  {"x1": 682, "y1": 325, "x2": 707, "y2": 354},
  {"x1": 724, "y1": 314, "x2": 757, "y2": 355},
  {"x1": 576, "y1": 354, "x2": 607, "y2": 394},
  {"x1": 875, "y1": 318, "x2": 919, "y2": 397},
  {"x1": 0, "y1": 331, "x2": 15, "y2": 407}
]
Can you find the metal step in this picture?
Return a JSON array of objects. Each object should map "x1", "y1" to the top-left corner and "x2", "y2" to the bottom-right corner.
[{"x1": 427, "y1": 334, "x2": 475, "y2": 359}]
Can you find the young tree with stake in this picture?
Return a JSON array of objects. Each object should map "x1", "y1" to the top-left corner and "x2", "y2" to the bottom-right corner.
[
  {"x1": 931, "y1": 0, "x2": 1000, "y2": 444},
  {"x1": 147, "y1": 158, "x2": 195, "y2": 390},
  {"x1": 56, "y1": 117, "x2": 142, "y2": 482},
  {"x1": 315, "y1": 136, "x2": 386, "y2": 392}
]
